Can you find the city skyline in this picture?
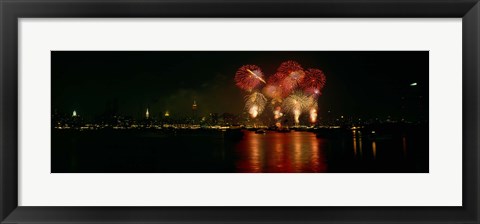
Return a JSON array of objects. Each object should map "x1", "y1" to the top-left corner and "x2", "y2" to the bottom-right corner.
[{"x1": 55, "y1": 100, "x2": 421, "y2": 124}]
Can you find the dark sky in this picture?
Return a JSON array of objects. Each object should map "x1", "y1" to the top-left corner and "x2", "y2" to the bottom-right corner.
[{"x1": 52, "y1": 51, "x2": 428, "y2": 121}]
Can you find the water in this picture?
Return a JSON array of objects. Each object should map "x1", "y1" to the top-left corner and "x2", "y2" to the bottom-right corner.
[
  {"x1": 52, "y1": 127, "x2": 428, "y2": 173},
  {"x1": 234, "y1": 131, "x2": 327, "y2": 173}
]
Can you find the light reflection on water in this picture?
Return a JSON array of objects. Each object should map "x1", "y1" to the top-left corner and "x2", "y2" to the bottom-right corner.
[
  {"x1": 231, "y1": 129, "x2": 419, "y2": 173},
  {"x1": 353, "y1": 131, "x2": 357, "y2": 156},
  {"x1": 235, "y1": 131, "x2": 327, "y2": 173},
  {"x1": 53, "y1": 126, "x2": 426, "y2": 173}
]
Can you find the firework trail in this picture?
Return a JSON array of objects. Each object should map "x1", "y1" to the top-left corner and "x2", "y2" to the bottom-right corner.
[
  {"x1": 301, "y1": 68, "x2": 327, "y2": 97},
  {"x1": 247, "y1": 69, "x2": 267, "y2": 84},
  {"x1": 308, "y1": 101, "x2": 319, "y2": 123},
  {"x1": 245, "y1": 92, "x2": 267, "y2": 118},
  {"x1": 235, "y1": 65, "x2": 266, "y2": 91}
]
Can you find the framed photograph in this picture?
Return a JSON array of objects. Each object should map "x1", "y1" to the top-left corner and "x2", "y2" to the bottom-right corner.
[{"x1": 1, "y1": 0, "x2": 478, "y2": 223}]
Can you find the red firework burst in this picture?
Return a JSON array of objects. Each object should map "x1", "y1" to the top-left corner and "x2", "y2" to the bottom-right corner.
[
  {"x1": 277, "y1": 60, "x2": 304, "y2": 74},
  {"x1": 263, "y1": 85, "x2": 282, "y2": 99},
  {"x1": 301, "y1": 68, "x2": 327, "y2": 97},
  {"x1": 277, "y1": 60, "x2": 306, "y2": 87},
  {"x1": 268, "y1": 72, "x2": 295, "y2": 98},
  {"x1": 267, "y1": 72, "x2": 285, "y2": 84},
  {"x1": 235, "y1": 65, "x2": 265, "y2": 91}
]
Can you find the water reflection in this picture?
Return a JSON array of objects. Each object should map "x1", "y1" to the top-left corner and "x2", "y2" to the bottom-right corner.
[
  {"x1": 352, "y1": 130, "x2": 364, "y2": 159},
  {"x1": 358, "y1": 132, "x2": 363, "y2": 157},
  {"x1": 52, "y1": 125, "x2": 427, "y2": 173},
  {"x1": 310, "y1": 136, "x2": 321, "y2": 172},
  {"x1": 246, "y1": 132, "x2": 262, "y2": 172},
  {"x1": 235, "y1": 131, "x2": 326, "y2": 173},
  {"x1": 353, "y1": 131, "x2": 357, "y2": 157},
  {"x1": 234, "y1": 128, "x2": 416, "y2": 172},
  {"x1": 293, "y1": 133, "x2": 302, "y2": 172},
  {"x1": 272, "y1": 136, "x2": 285, "y2": 171}
]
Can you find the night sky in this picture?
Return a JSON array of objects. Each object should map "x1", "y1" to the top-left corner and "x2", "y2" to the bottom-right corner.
[{"x1": 51, "y1": 51, "x2": 428, "y2": 121}]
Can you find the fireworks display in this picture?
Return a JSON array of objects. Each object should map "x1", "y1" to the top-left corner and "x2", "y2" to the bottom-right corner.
[
  {"x1": 277, "y1": 60, "x2": 306, "y2": 89},
  {"x1": 277, "y1": 60, "x2": 304, "y2": 76},
  {"x1": 244, "y1": 92, "x2": 267, "y2": 118},
  {"x1": 273, "y1": 106, "x2": 283, "y2": 119},
  {"x1": 282, "y1": 92, "x2": 315, "y2": 124},
  {"x1": 309, "y1": 101, "x2": 319, "y2": 123},
  {"x1": 235, "y1": 60, "x2": 327, "y2": 125},
  {"x1": 301, "y1": 68, "x2": 327, "y2": 97},
  {"x1": 262, "y1": 84, "x2": 283, "y2": 101},
  {"x1": 235, "y1": 65, "x2": 266, "y2": 92}
]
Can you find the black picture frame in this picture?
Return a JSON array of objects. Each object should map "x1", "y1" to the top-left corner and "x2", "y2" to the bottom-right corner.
[{"x1": 1, "y1": 0, "x2": 479, "y2": 223}]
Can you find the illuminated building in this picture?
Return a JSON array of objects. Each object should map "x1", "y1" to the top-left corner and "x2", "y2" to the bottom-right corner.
[
  {"x1": 145, "y1": 108, "x2": 150, "y2": 119},
  {"x1": 72, "y1": 110, "x2": 77, "y2": 117},
  {"x1": 192, "y1": 98, "x2": 197, "y2": 124}
]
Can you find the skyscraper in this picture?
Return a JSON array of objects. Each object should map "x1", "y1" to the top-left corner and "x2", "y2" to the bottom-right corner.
[
  {"x1": 145, "y1": 108, "x2": 150, "y2": 119},
  {"x1": 192, "y1": 98, "x2": 197, "y2": 124}
]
